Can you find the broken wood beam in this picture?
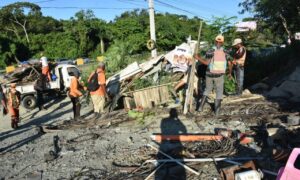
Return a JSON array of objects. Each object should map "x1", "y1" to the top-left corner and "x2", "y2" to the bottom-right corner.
[
  {"x1": 224, "y1": 95, "x2": 263, "y2": 104},
  {"x1": 183, "y1": 21, "x2": 203, "y2": 114},
  {"x1": 151, "y1": 134, "x2": 223, "y2": 142}
]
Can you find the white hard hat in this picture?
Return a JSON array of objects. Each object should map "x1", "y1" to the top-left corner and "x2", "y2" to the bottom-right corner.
[
  {"x1": 232, "y1": 38, "x2": 243, "y2": 46},
  {"x1": 40, "y1": 56, "x2": 47, "y2": 61}
]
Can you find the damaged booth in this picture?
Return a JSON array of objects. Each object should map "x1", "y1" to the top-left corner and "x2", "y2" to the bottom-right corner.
[{"x1": 106, "y1": 41, "x2": 198, "y2": 111}]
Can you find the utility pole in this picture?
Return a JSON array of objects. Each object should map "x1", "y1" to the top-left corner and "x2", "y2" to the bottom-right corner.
[{"x1": 148, "y1": 0, "x2": 157, "y2": 58}]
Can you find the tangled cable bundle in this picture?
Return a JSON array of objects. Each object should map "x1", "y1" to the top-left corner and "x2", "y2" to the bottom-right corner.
[{"x1": 184, "y1": 138, "x2": 237, "y2": 157}]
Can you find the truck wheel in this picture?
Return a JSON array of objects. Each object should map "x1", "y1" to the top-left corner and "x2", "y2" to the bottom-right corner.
[{"x1": 22, "y1": 95, "x2": 37, "y2": 109}]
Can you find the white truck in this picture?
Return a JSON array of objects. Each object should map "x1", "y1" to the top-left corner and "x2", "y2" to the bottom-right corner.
[{"x1": 9, "y1": 64, "x2": 81, "y2": 109}]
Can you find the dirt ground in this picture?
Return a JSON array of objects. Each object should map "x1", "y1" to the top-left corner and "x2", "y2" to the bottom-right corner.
[{"x1": 0, "y1": 92, "x2": 300, "y2": 179}]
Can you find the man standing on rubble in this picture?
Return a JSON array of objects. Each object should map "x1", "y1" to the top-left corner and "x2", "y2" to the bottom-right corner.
[
  {"x1": 7, "y1": 83, "x2": 21, "y2": 129},
  {"x1": 195, "y1": 35, "x2": 230, "y2": 115},
  {"x1": 69, "y1": 71, "x2": 84, "y2": 120},
  {"x1": 40, "y1": 52, "x2": 51, "y2": 81},
  {"x1": 87, "y1": 62, "x2": 106, "y2": 118},
  {"x1": 229, "y1": 38, "x2": 247, "y2": 96}
]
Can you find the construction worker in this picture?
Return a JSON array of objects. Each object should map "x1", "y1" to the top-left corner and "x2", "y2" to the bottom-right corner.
[
  {"x1": 195, "y1": 35, "x2": 230, "y2": 115},
  {"x1": 7, "y1": 83, "x2": 21, "y2": 129},
  {"x1": 87, "y1": 62, "x2": 106, "y2": 118},
  {"x1": 0, "y1": 84, "x2": 7, "y2": 115},
  {"x1": 40, "y1": 53, "x2": 51, "y2": 81},
  {"x1": 229, "y1": 38, "x2": 247, "y2": 96},
  {"x1": 69, "y1": 71, "x2": 84, "y2": 120},
  {"x1": 34, "y1": 74, "x2": 47, "y2": 111}
]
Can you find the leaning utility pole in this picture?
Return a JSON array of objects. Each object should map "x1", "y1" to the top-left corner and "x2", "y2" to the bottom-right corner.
[{"x1": 148, "y1": 0, "x2": 157, "y2": 58}]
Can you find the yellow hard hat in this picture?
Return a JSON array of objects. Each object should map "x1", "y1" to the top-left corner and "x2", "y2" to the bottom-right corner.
[{"x1": 215, "y1": 35, "x2": 224, "y2": 43}]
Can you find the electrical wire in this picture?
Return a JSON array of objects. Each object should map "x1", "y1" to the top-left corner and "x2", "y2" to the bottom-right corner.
[
  {"x1": 40, "y1": 6, "x2": 141, "y2": 10},
  {"x1": 155, "y1": 0, "x2": 209, "y2": 21}
]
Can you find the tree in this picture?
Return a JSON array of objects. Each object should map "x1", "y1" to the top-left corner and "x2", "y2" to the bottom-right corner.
[
  {"x1": 240, "y1": 0, "x2": 300, "y2": 43},
  {"x1": 0, "y1": 2, "x2": 42, "y2": 43}
]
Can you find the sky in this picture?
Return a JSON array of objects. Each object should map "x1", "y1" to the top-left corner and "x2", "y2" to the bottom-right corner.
[{"x1": 0, "y1": 0, "x2": 252, "y2": 23}]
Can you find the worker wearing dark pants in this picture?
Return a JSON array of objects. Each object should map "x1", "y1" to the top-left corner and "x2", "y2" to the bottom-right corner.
[
  {"x1": 235, "y1": 65, "x2": 244, "y2": 95},
  {"x1": 69, "y1": 71, "x2": 83, "y2": 120},
  {"x1": 34, "y1": 74, "x2": 47, "y2": 111},
  {"x1": 70, "y1": 96, "x2": 81, "y2": 119},
  {"x1": 195, "y1": 35, "x2": 230, "y2": 116},
  {"x1": 229, "y1": 38, "x2": 246, "y2": 96}
]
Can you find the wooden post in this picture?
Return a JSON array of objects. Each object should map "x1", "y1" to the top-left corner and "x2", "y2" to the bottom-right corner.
[{"x1": 183, "y1": 21, "x2": 203, "y2": 114}]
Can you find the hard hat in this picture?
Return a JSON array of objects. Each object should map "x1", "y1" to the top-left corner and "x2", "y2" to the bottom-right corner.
[
  {"x1": 97, "y1": 62, "x2": 105, "y2": 70},
  {"x1": 40, "y1": 56, "x2": 47, "y2": 61},
  {"x1": 215, "y1": 35, "x2": 224, "y2": 43},
  {"x1": 232, "y1": 38, "x2": 243, "y2": 46}
]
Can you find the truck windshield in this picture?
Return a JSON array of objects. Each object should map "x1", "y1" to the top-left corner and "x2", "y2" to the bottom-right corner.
[{"x1": 67, "y1": 67, "x2": 80, "y2": 76}]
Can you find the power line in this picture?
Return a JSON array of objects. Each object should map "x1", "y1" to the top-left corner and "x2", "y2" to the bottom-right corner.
[
  {"x1": 155, "y1": 0, "x2": 209, "y2": 21},
  {"x1": 117, "y1": 0, "x2": 147, "y2": 7},
  {"x1": 33, "y1": 0, "x2": 56, "y2": 4},
  {"x1": 39, "y1": 6, "x2": 141, "y2": 10}
]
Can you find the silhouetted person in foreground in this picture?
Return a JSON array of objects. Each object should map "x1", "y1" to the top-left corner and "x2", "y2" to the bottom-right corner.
[{"x1": 155, "y1": 108, "x2": 187, "y2": 180}]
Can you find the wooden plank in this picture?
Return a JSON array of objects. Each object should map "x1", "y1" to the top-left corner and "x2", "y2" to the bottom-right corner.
[
  {"x1": 183, "y1": 21, "x2": 203, "y2": 114},
  {"x1": 129, "y1": 84, "x2": 172, "y2": 109}
]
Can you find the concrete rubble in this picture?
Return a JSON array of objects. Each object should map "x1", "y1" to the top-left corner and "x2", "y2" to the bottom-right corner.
[
  {"x1": 1, "y1": 44, "x2": 300, "y2": 179},
  {"x1": 1, "y1": 88, "x2": 300, "y2": 179}
]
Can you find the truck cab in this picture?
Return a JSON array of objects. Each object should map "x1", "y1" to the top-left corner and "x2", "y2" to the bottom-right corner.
[{"x1": 12, "y1": 64, "x2": 81, "y2": 109}]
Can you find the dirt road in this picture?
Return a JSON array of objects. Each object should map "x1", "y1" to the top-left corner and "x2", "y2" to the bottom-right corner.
[{"x1": 0, "y1": 93, "x2": 299, "y2": 179}]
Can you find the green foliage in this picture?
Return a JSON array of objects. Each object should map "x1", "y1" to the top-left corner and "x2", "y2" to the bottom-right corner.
[
  {"x1": 224, "y1": 75, "x2": 236, "y2": 94},
  {"x1": 104, "y1": 40, "x2": 132, "y2": 73},
  {"x1": 240, "y1": 0, "x2": 300, "y2": 43},
  {"x1": 132, "y1": 78, "x2": 153, "y2": 89}
]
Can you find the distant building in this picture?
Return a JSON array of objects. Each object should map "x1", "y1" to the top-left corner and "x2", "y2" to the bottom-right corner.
[{"x1": 235, "y1": 21, "x2": 257, "y2": 32}]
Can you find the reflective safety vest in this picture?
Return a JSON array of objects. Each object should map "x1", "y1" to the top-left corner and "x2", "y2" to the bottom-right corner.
[
  {"x1": 208, "y1": 48, "x2": 227, "y2": 74},
  {"x1": 236, "y1": 46, "x2": 246, "y2": 66}
]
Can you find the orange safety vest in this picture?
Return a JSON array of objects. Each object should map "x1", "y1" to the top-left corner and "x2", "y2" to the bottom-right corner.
[{"x1": 209, "y1": 48, "x2": 227, "y2": 74}]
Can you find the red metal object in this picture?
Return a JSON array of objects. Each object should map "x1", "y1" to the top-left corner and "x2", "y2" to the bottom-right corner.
[
  {"x1": 151, "y1": 134, "x2": 223, "y2": 142},
  {"x1": 220, "y1": 161, "x2": 256, "y2": 180}
]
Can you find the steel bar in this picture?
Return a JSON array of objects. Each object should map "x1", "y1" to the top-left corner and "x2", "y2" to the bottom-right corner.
[{"x1": 147, "y1": 144, "x2": 200, "y2": 175}]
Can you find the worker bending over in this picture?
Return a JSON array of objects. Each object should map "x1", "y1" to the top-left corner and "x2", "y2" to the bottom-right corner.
[{"x1": 195, "y1": 35, "x2": 230, "y2": 116}]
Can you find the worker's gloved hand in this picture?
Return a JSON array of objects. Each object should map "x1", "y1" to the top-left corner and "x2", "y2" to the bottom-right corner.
[{"x1": 228, "y1": 74, "x2": 233, "y2": 80}]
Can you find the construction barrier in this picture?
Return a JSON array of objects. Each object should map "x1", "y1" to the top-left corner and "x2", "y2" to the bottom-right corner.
[{"x1": 6, "y1": 66, "x2": 15, "y2": 73}]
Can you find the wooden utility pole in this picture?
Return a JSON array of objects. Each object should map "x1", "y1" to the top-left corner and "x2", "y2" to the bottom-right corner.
[
  {"x1": 183, "y1": 21, "x2": 203, "y2": 114},
  {"x1": 148, "y1": 0, "x2": 157, "y2": 58}
]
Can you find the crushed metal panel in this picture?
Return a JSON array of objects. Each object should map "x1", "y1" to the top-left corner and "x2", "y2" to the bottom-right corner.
[
  {"x1": 139, "y1": 55, "x2": 164, "y2": 72},
  {"x1": 106, "y1": 62, "x2": 141, "y2": 85}
]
